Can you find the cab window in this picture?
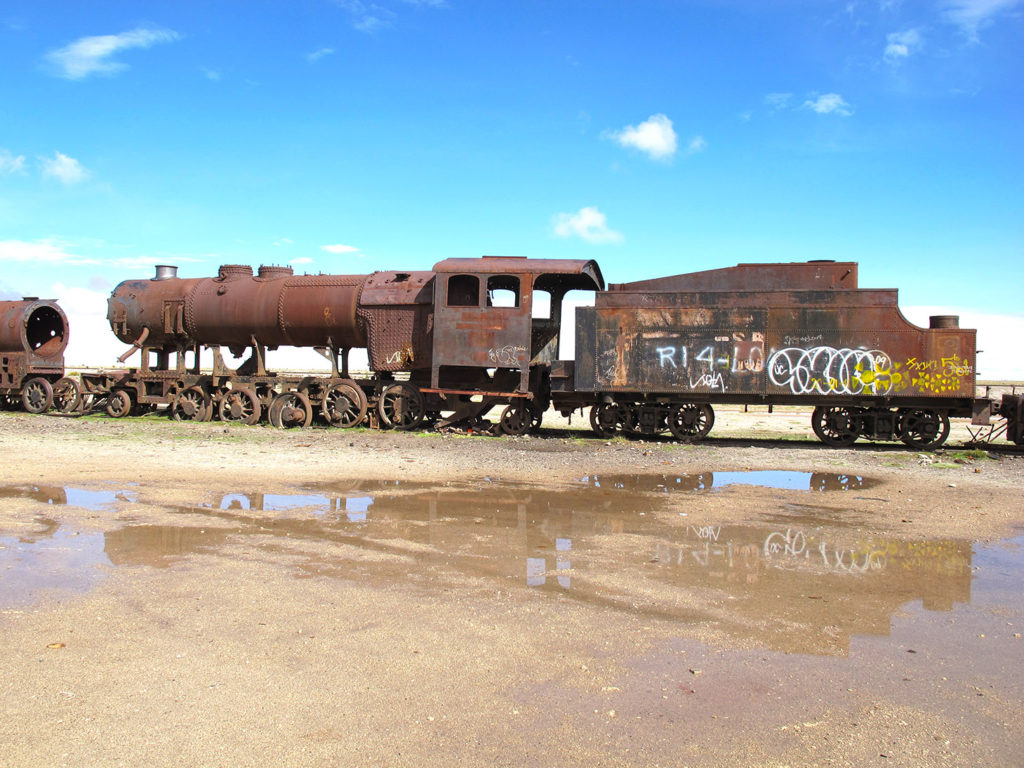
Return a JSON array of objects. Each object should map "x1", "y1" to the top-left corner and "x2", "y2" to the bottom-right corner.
[
  {"x1": 447, "y1": 275, "x2": 479, "y2": 307},
  {"x1": 486, "y1": 275, "x2": 520, "y2": 308}
]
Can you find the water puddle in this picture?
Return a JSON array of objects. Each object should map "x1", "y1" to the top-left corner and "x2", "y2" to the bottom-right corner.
[
  {"x1": 580, "y1": 471, "x2": 876, "y2": 492},
  {"x1": 2, "y1": 478, "x2": 1021, "y2": 659}
]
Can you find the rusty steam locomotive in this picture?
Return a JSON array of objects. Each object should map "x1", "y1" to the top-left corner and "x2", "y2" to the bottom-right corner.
[{"x1": 5, "y1": 257, "x2": 1023, "y2": 448}]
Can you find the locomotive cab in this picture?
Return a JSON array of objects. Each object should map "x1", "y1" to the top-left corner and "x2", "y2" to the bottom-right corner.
[{"x1": 430, "y1": 257, "x2": 603, "y2": 393}]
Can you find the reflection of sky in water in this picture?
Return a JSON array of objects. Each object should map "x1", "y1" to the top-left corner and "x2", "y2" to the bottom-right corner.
[
  {"x1": 0, "y1": 528, "x2": 109, "y2": 609},
  {"x1": 345, "y1": 496, "x2": 373, "y2": 522},
  {"x1": 713, "y1": 471, "x2": 811, "y2": 490},
  {"x1": 64, "y1": 488, "x2": 137, "y2": 510}
]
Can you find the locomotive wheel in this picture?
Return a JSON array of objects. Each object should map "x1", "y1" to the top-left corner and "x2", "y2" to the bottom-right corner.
[
  {"x1": 21, "y1": 377, "x2": 54, "y2": 414},
  {"x1": 172, "y1": 386, "x2": 212, "y2": 422},
  {"x1": 105, "y1": 389, "x2": 133, "y2": 419},
  {"x1": 898, "y1": 409, "x2": 950, "y2": 450},
  {"x1": 269, "y1": 391, "x2": 313, "y2": 428},
  {"x1": 589, "y1": 402, "x2": 625, "y2": 438},
  {"x1": 218, "y1": 389, "x2": 261, "y2": 425},
  {"x1": 377, "y1": 383, "x2": 425, "y2": 430},
  {"x1": 667, "y1": 403, "x2": 715, "y2": 443},
  {"x1": 52, "y1": 377, "x2": 82, "y2": 414},
  {"x1": 811, "y1": 406, "x2": 860, "y2": 447},
  {"x1": 321, "y1": 381, "x2": 367, "y2": 428},
  {"x1": 498, "y1": 403, "x2": 533, "y2": 436}
]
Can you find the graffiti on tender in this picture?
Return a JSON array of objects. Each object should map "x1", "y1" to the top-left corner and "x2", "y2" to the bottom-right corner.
[
  {"x1": 653, "y1": 332, "x2": 763, "y2": 392},
  {"x1": 768, "y1": 346, "x2": 900, "y2": 396},
  {"x1": 769, "y1": 346, "x2": 971, "y2": 396},
  {"x1": 488, "y1": 344, "x2": 527, "y2": 366},
  {"x1": 905, "y1": 354, "x2": 973, "y2": 394}
]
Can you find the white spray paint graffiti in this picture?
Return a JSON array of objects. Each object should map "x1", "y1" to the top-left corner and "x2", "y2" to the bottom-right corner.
[
  {"x1": 488, "y1": 345, "x2": 527, "y2": 366},
  {"x1": 768, "y1": 346, "x2": 895, "y2": 396}
]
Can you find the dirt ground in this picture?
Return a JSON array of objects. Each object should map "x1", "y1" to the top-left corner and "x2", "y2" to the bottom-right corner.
[{"x1": 1, "y1": 405, "x2": 1022, "y2": 767}]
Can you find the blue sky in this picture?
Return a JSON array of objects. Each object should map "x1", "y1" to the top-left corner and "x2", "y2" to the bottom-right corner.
[{"x1": 1, "y1": 1, "x2": 1021, "y2": 375}]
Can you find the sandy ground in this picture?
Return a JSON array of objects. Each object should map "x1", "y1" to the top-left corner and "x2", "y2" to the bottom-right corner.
[{"x1": 1, "y1": 406, "x2": 1022, "y2": 767}]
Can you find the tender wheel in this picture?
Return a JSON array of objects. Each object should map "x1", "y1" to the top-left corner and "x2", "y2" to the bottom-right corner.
[
  {"x1": 377, "y1": 383, "x2": 425, "y2": 430},
  {"x1": 811, "y1": 406, "x2": 860, "y2": 447},
  {"x1": 105, "y1": 389, "x2": 133, "y2": 418},
  {"x1": 321, "y1": 380, "x2": 367, "y2": 428},
  {"x1": 269, "y1": 391, "x2": 312, "y2": 429},
  {"x1": 498, "y1": 403, "x2": 533, "y2": 436},
  {"x1": 52, "y1": 377, "x2": 82, "y2": 414},
  {"x1": 589, "y1": 402, "x2": 625, "y2": 438},
  {"x1": 21, "y1": 377, "x2": 54, "y2": 414},
  {"x1": 898, "y1": 409, "x2": 950, "y2": 449},
  {"x1": 668, "y1": 403, "x2": 715, "y2": 442},
  {"x1": 218, "y1": 388, "x2": 261, "y2": 425}
]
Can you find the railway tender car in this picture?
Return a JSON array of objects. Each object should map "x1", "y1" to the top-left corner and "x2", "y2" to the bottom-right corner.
[{"x1": 551, "y1": 261, "x2": 984, "y2": 447}]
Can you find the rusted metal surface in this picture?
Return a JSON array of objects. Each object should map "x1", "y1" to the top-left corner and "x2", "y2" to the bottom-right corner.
[
  {"x1": 108, "y1": 265, "x2": 369, "y2": 351},
  {"x1": 0, "y1": 299, "x2": 67, "y2": 407},
  {"x1": 574, "y1": 263, "x2": 976, "y2": 405},
  {"x1": 1, "y1": 299, "x2": 68, "y2": 360}
]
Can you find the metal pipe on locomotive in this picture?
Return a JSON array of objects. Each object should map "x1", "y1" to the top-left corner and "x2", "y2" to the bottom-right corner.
[
  {"x1": 71, "y1": 257, "x2": 1024, "y2": 447},
  {"x1": 0, "y1": 298, "x2": 80, "y2": 413}
]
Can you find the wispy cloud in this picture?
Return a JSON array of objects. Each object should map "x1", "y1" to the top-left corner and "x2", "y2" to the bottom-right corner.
[
  {"x1": 332, "y1": 0, "x2": 396, "y2": 32},
  {"x1": 40, "y1": 152, "x2": 89, "y2": 185},
  {"x1": 941, "y1": 0, "x2": 1021, "y2": 41},
  {"x1": 552, "y1": 207, "x2": 623, "y2": 245},
  {"x1": 884, "y1": 28, "x2": 923, "y2": 62},
  {"x1": 306, "y1": 47, "x2": 335, "y2": 62},
  {"x1": 44, "y1": 27, "x2": 178, "y2": 79},
  {"x1": 0, "y1": 239, "x2": 200, "y2": 267},
  {"x1": 764, "y1": 92, "x2": 794, "y2": 111},
  {"x1": 0, "y1": 149, "x2": 26, "y2": 174},
  {"x1": 290, "y1": 257, "x2": 314, "y2": 265},
  {"x1": 201, "y1": 66, "x2": 221, "y2": 81},
  {"x1": 687, "y1": 135, "x2": 708, "y2": 154},
  {"x1": 609, "y1": 114, "x2": 678, "y2": 161},
  {"x1": 321, "y1": 244, "x2": 361, "y2": 254},
  {"x1": 803, "y1": 93, "x2": 854, "y2": 116}
]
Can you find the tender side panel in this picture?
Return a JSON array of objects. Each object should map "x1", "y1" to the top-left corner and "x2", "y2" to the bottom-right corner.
[{"x1": 575, "y1": 302, "x2": 976, "y2": 401}]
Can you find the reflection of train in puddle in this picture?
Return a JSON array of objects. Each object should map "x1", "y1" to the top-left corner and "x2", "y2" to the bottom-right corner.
[
  {"x1": 2, "y1": 480, "x2": 973, "y2": 655},
  {"x1": 96, "y1": 482, "x2": 975, "y2": 655}
]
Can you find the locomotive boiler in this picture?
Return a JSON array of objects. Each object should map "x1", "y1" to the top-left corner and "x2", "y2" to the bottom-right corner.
[{"x1": 0, "y1": 298, "x2": 79, "y2": 413}]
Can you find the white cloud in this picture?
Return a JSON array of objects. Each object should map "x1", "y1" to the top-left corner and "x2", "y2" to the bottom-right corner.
[
  {"x1": 41, "y1": 152, "x2": 89, "y2": 185},
  {"x1": 0, "y1": 239, "x2": 200, "y2": 268},
  {"x1": 610, "y1": 114, "x2": 678, "y2": 161},
  {"x1": 687, "y1": 135, "x2": 707, "y2": 154},
  {"x1": 884, "y1": 28, "x2": 923, "y2": 62},
  {"x1": 0, "y1": 149, "x2": 26, "y2": 174},
  {"x1": 552, "y1": 207, "x2": 623, "y2": 245},
  {"x1": 941, "y1": 0, "x2": 1021, "y2": 41},
  {"x1": 273, "y1": 237, "x2": 294, "y2": 246},
  {"x1": 290, "y1": 257, "x2": 314, "y2": 265},
  {"x1": 0, "y1": 239, "x2": 83, "y2": 263},
  {"x1": 44, "y1": 27, "x2": 178, "y2": 80},
  {"x1": 803, "y1": 93, "x2": 854, "y2": 116},
  {"x1": 306, "y1": 47, "x2": 335, "y2": 62},
  {"x1": 202, "y1": 67, "x2": 221, "y2": 81},
  {"x1": 321, "y1": 244, "x2": 360, "y2": 254},
  {"x1": 902, "y1": 305, "x2": 1024, "y2": 381},
  {"x1": 764, "y1": 92, "x2": 793, "y2": 111},
  {"x1": 51, "y1": 282, "x2": 126, "y2": 366}
]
